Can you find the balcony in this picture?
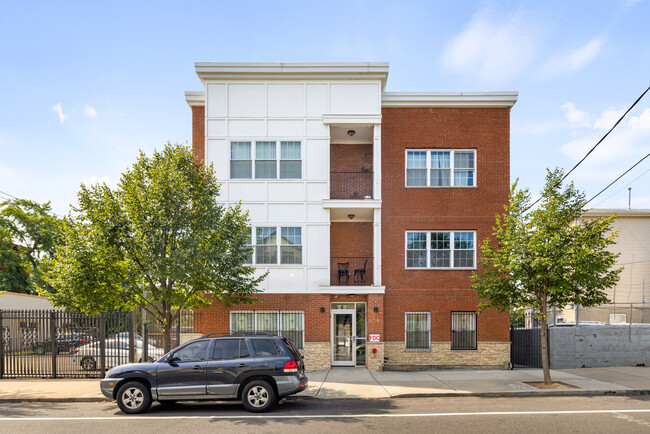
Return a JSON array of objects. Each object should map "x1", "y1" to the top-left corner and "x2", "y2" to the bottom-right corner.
[
  {"x1": 331, "y1": 257, "x2": 373, "y2": 286},
  {"x1": 330, "y1": 172, "x2": 373, "y2": 200}
]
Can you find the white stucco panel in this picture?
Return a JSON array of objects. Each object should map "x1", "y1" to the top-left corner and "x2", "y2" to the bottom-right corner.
[
  {"x1": 267, "y1": 120, "x2": 304, "y2": 137},
  {"x1": 306, "y1": 182, "x2": 328, "y2": 202},
  {"x1": 307, "y1": 202, "x2": 329, "y2": 223},
  {"x1": 228, "y1": 84, "x2": 266, "y2": 117},
  {"x1": 206, "y1": 83, "x2": 227, "y2": 118},
  {"x1": 228, "y1": 119, "x2": 266, "y2": 137},
  {"x1": 306, "y1": 84, "x2": 328, "y2": 117},
  {"x1": 306, "y1": 225, "x2": 329, "y2": 267},
  {"x1": 266, "y1": 268, "x2": 305, "y2": 292},
  {"x1": 305, "y1": 139, "x2": 329, "y2": 180},
  {"x1": 306, "y1": 119, "x2": 329, "y2": 137},
  {"x1": 206, "y1": 139, "x2": 228, "y2": 178},
  {"x1": 268, "y1": 203, "x2": 306, "y2": 223},
  {"x1": 241, "y1": 203, "x2": 267, "y2": 222},
  {"x1": 228, "y1": 182, "x2": 268, "y2": 202},
  {"x1": 268, "y1": 182, "x2": 305, "y2": 202},
  {"x1": 207, "y1": 119, "x2": 227, "y2": 137},
  {"x1": 268, "y1": 84, "x2": 305, "y2": 117},
  {"x1": 307, "y1": 267, "x2": 329, "y2": 288},
  {"x1": 330, "y1": 83, "x2": 381, "y2": 115}
]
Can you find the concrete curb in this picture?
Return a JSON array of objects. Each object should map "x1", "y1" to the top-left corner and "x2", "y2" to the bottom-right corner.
[{"x1": 3, "y1": 389, "x2": 648, "y2": 403}]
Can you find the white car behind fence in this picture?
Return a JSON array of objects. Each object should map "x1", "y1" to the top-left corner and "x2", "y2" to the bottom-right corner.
[{"x1": 74, "y1": 338, "x2": 164, "y2": 371}]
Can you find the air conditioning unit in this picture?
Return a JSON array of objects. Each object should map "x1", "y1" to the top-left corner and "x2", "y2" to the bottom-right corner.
[{"x1": 609, "y1": 313, "x2": 627, "y2": 325}]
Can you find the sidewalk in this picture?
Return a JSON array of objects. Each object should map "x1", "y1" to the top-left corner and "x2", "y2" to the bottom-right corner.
[{"x1": 1, "y1": 366, "x2": 649, "y2": 402}]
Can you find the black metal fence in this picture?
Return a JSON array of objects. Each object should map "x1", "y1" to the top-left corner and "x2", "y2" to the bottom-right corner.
[
  {"x1": 510, "y1": 324, "x2": 542, "y2": 368},
  {"x1": 330, "y1": 172, "x2": 373, "y2": 199},
  {"x1": 0, "y1": 309, "x2": 202, "y2": 379}
]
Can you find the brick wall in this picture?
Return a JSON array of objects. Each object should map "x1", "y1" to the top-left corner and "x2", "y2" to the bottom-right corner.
[
  {"x1": 330, "y1": 143, "x2": 373, "y2": 172},
  {"x1": 191, "y1": 105, "x2": 205, "y2": 162},
  {"x1": 381, "y1": 107, "x2": 511, "y2": 343}
]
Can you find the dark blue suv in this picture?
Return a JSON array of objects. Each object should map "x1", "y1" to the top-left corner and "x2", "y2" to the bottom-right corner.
[{"x1": 100, "y1": 333, "x2": 308, "y2": 414}]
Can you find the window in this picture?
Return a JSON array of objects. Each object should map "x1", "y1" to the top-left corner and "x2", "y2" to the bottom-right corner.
[
  {"x1": 405, "y1": 312, "x2": 430, "y2": 350},
  {"x1": 250, "y1": 226, "x2": 302, "y2": 265},
  {"x1": 406, "y1": 150, "x2": 475, "y2": 187},
  {"x1": 251, "y1": 339, "x2": 282, "y2": 356},
  {"x1": 172, "y1": 340, "x2": 210, "y2": 362},
  {"x1": 451, "y1": 312, "x2": 477, "y2": 350},
  {"x1": 230, "y1": 140, "x2": 302, "y2": 179},
  {"x1": 212, "y1": 339, "x2": 249, "y2": 360},
  {"x1": 230, "y1": 311, "x2": 304, "y2": 349},
  {"x1": 406, "y1": 231, "x2": 475, "y2": 269}
]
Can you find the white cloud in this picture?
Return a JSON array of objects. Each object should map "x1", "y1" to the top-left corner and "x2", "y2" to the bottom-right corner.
[
  {"x1": 594, "y1": 108, "x2": 626, "y2": 130},
  {"x1": 52, "y1": 103, "x2": 67, "y2": 123},
  {"x1": 561, "y1": 102, "x2": 588, "y2": 124},
  {"x1": 84, "y1": 106, "x2": 97, "y2": 118},
  {"x1": 543, "y1": 38, "x2": 604, "y2": 76},
  {"x1": 80, "y1": 175, "x2": 112, "y2": 188},
  {"x1": 441, "y1": 10, "x2": 537, "y2": 85},
  {"x1": 627, "y1": 108, "x2": 650, "y2": 130}
]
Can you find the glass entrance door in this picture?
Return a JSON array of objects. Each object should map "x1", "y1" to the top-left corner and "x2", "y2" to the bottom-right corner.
[{"x1": 331, "y1": 309, "x2": 356, "y2": 366}]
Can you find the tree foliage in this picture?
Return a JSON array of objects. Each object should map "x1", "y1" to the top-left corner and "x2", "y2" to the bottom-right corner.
[
  {"x1": 0, "y1": 199, "x2": 61, "y2": 294},
  {"x1": 44, "y1": 143, "x2": 264, "y2": 351},
  {"x1": 471, "y1": 168, "x2": 621, "y2": 383}
]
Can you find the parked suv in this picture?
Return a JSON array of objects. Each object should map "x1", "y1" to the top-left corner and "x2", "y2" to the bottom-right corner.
[{"x1": 100, "y1": 333, "x2": 308, "y2": 414}]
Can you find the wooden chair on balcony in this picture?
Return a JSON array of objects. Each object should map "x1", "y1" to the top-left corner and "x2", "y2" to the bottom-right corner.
[
  {"x1": 337, "y1": 262, "x2": 350, "y2": 284},
  {"x1": 354, "y1": 259, "x2": 368, "y2": 284}
]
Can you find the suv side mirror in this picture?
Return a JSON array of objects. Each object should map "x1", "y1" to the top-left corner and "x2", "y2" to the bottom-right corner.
[{"x1": 165, "y1": 353, "x2": 174, "y2": 364}]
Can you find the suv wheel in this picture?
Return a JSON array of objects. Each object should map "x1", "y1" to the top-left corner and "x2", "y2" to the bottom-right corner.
[
  {"x1": 116, "y1": 381, "x2": 152, "y2": 414},
  {"x1": 242, "y1": 380, "x2": 275, "y2": 413}
]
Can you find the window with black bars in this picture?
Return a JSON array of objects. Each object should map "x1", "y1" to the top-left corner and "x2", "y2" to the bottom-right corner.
[
  {"x1": 230, "y1": 311, "x2": 304, "y2": 349},
  {"x1": 451, "y1": 311, "x2": 477, "y2": 350},
  {"x1": 405, "y1": 312, "x2": 430, "y2": 350}
]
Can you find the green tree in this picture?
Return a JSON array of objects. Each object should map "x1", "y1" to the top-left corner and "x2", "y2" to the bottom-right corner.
[
  {"x1": 0, "y1": 199, "x2": 61, "y2": 294},
  {"x1": 44, "y1": 143, "x2": 264, "y2": 352},
  {"x1": 470, "y1": 168, "x2": 621, "y2": 384}
]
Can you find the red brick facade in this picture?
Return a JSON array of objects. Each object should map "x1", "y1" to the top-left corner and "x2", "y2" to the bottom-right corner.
[
  {"x1": 380, "y1": 107, "x2": 511, "y2": 342},
  {"x1": 191, "y1": 105, "x2": 205, "y2": 162}
]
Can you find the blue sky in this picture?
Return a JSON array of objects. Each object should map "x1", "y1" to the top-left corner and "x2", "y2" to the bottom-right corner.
[{"x1": 1, "y1": 0, "x2": 649, "y2": 216}]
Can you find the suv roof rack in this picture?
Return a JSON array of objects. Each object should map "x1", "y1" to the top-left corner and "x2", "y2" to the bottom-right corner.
[{"x1": 201, "y1": 332, "x2": 276, "y2": 338}]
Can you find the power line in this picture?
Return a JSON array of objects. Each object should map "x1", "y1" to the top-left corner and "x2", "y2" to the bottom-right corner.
[
  {"x1": 525, "y1": 84, "x2": 650, "y2": 212},
  {"x1": 591, "y1": 168, "x2": 650, "y2": 208},
  {"x1": 0, "y1": 188, "x2": 65, "y2": 218},
  {"x1": 584, "y1": 152, "x2": 650, "y2": 206}
]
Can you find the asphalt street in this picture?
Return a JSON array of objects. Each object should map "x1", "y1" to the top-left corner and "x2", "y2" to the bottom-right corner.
[{"x1": 1, "y1": 395, "x2": 650, "y2": 433}]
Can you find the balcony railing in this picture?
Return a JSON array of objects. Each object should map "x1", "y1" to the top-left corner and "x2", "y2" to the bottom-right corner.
[
  {"x1": 331, "y1": 257, "x2": 373, "y2": 286},
  {"x1": 330, "y1": 172, "x2": 373, "y2": 200}
]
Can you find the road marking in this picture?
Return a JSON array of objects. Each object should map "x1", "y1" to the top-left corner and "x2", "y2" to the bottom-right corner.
[{"x1": 2, "y1": 409, "x2": 650, "y2": 421}]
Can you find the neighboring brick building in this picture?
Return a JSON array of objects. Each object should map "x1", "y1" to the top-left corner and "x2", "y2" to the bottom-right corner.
[{"x1": 185, "y1": 63, "x2": 517, "y2": 371}]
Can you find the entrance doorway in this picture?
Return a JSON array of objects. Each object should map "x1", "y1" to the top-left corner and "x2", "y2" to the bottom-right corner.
[{"x1": 330, "y1": 303, "x2": 366, "y2": 367}]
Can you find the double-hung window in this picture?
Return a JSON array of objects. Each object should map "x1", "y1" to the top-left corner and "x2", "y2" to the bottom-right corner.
[
  {"x1": 249, "y1": 226, "x2": 302, "y2": 265},
  {"x1": 406, "y1": 231, "x2": 475, "y2": 269},
  {"x1": 405, "y1": 312, "x2": 430, "y2": 350},
  {"x1": 230, "y1": 311, "x2": 304, "y2": 349},
  {"x1": 406, "y1": 150, "x2": 475, "y2": 187},
  {"x1": 231, "y1": 141, "x2": 302, "y2": 179},
  {"x1": 451, "y1": 312, "x2": 477, "y2": 350}
]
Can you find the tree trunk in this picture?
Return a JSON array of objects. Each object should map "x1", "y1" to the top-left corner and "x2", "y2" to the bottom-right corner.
[
  {"x1": 540, "y1": 302, "x2": 552, "y2": 384},
  {"x1": 162, "y1": 305, "x2": 173, "y2": 353}
]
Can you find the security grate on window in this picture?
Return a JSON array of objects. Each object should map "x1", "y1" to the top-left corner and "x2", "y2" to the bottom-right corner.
[{"x1": 451, "y1": 312, "x2": 477, "y2": 350}]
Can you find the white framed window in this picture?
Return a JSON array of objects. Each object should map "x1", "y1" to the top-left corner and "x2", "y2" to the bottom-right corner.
[
  {"x1": 230, "y1": 140, "x2": 302, "y2": 179},
  {"x1": 451, "y1": 311, "x2": 477, "y2": 350},
  {"x1": 405, "y1": 149, "x2": 476, "y2": 187},
  {"x1": 247, "y1": 226, "x2": 302, "y2": 265},
  {"x1": 230, "y1": 311, "x2": 304, "y2": 349},
  {"x1": 405, "y1": 312, "x2": 430, "y2": 350},
  {"x1": 405, "y1": 231, "x2": 476, "y2": 269}
]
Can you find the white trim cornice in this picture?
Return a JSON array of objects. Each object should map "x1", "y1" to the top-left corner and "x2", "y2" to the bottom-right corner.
[
  {"x1": 184, "y1": 91, "x2": 205, "y2": 107},
  {"x1": 322, "y1": 199, "x2": 382, "y2": 209},
  {"x1": 382, "y1": 91, "x2": 518, "y2": 108},
  {"x1": 195, "y1": 62, "x2": 389, "y2": 89},
  {"x1": 322, "y1": 114, "x2": 382, "y2": 125},
  {"x1": 318, "y1": 285, "x2": 385, "y2": 294}
]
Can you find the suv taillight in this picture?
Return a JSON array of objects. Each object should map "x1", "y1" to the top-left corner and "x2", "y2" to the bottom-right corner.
[{"x1": 283, "y1": 360, "x2": 297, "y2": 373}]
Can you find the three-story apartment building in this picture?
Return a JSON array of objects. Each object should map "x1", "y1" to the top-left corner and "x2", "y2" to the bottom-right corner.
[{"x1": 185, "y1": 62, "x2": 517, "y2": 371}]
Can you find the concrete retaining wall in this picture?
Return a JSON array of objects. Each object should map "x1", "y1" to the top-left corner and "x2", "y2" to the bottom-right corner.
[{"x1": 549, "y1": 324, "x2": 650, "y2": 369}]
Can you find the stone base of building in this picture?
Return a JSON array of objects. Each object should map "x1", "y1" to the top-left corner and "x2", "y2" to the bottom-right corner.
[
  {"x1": 303, "y1": 342, "x2": 331, "y2": 372},
  {"x1": 383, "y1": 342, "x2": 510, "y2": 370}
]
